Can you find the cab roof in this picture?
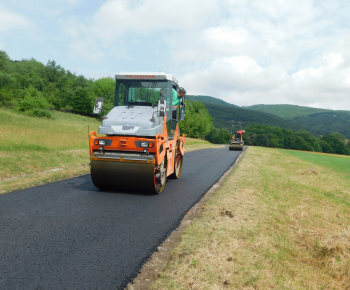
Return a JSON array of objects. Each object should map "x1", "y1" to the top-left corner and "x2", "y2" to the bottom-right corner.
[{"x1": 115, "y1": 72, "x2": 178, "y2": 85}]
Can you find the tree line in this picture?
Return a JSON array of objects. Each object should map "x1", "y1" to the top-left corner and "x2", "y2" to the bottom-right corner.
[
  {"x1": 205, "y1": 123, "x2": 349, "y2": 155},
  {"x1": 243, "y1": 123, "x2": 349, "y2": 155},
  {"x1": 0, "y1": 50, "x2": 118, "y2": 118}
]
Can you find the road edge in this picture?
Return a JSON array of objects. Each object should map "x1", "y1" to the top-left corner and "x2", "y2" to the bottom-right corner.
[{"x1": 126, "y1": 148, "x2": 247, "y2": 290}]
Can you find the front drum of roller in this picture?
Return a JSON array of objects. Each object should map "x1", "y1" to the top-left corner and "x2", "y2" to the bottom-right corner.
[{"x1": 91, "y1": 159, "x2": 166, "y2": 194}]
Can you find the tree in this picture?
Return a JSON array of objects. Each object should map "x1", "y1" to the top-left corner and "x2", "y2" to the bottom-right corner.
[
  {"x1": 320, "y1": 133, "x2": 349, "y2": 155},
  {"x1": 92, "y1": 77, "x2": 115, "y2": 113},
  {"x1": 18, "y1": 86, "x2": 51, "y2": 111},
  {"x1": 0, "y1": 50, "x2": 10, "y2": 72},
  {"x1": 0, "y1": 72, "x2": 14, "y2": 89},
  {"x1": 291, "y1": 136, "x2": 313, "y2": 151},
  {"x1": 206, "y1": 127, "x2": 230, "y2": 144},
  {"x1": 180, "y1": 101, "x2": 214, "y2": 138},
  {"x1": 70, "y1": 86, "x2": 94, "y2": 115},
  {"x1": 45, "y1": 60, "x2": 65, "y2": 83}
]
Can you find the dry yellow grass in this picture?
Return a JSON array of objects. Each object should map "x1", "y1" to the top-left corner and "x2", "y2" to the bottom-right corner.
[{"x1": 151, "y1": 147, "x2": 350, "y2": 289}]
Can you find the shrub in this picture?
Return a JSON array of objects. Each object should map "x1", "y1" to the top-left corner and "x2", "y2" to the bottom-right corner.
[
  {"x1": 27, "y1": 108, "x2": 54, "y2": 119},
  {"x1": 18, "y1": 86, "x2": 51, "y2": 111}
]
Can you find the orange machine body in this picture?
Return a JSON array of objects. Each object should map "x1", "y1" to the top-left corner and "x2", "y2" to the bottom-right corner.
[{"x1": 89, "y1": 117, "x2": 185, "y2": 178}]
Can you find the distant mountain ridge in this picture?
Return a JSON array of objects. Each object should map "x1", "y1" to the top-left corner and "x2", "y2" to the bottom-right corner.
[
  {"x1": 247, "y1": 104, "x2": 350, "y2": 138},
  {"x1": 246, "y1": 104, "x2": 333, "y2": 120},
  {"x1": 186, "y1": 95, "x2": 350, "y2": 138},
  {"x1": 203, "y1": 103, "x2": 307, "y2": 132},
  {"x1": 186, "y1": 95, "x2": 307, "y2": 132},
  {"x1": 186, "y1": 95, "x2": 237, "y2": 107}
]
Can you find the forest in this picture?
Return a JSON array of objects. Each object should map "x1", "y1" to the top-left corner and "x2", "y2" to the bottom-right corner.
[
  {"x1": 1, "y1": 50, "x2": 349, "y2": 155},
  {"x1": 0, "y1": 50, "x2": 111, "y2": 118}
]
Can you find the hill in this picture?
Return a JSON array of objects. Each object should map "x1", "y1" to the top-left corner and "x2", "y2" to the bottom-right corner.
[
  {"x1": 203, "y1": 103, "x2": 307, "y2": 132},
  {"x1": 292, "y1": 111, "x2": 350, "y2": 138},
  {"x1": 245, "y1": 104, "x2": 330, "y2": 120},
  {"x1": 246, "y1": 104, "x2": 350, "y2": 138},
  {"x1": 186, "y1": 95, "x2": 237, "y2": 107},
  {"x1": 186, "y1": 96, "x2": 307, "y2": 132}
]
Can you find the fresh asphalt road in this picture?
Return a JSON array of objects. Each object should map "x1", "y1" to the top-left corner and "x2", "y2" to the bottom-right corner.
[{"x1": 0, "y1": 147, "x2": 243, "y2": 290}]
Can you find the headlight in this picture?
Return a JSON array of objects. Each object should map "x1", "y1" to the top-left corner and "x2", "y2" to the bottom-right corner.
[
  {"x1": 135, "y1": 141, "x2": 154, "y2": 148},
  {"x1": 94, "y1": 139, "x2": 112, "y2": 146}
]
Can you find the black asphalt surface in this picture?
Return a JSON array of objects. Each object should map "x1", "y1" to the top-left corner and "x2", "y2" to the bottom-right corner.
[{"x1": 0, "y1": 147, "x2": 242, "y2": 290}]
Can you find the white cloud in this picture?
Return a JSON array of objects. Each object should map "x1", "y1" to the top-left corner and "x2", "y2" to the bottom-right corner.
[
  {"x1": 0, "y1": 5, "x2": 32, "y2": 32},
  {"x1": 202, "y1": 26, "x2": 248, "y2": 47},
  {"x1": 62, "y1": 0, "x2": 221, "y2": 60},
  {"x1": 181, "y1": 56, "x2": 287, "y2": 97},
  {"x1": 179, "y1": 49, "x2": 350, "y2": 110},
  {"x1": 55, "y1": 0, "x2": 81, "y2": 5},
  {"x1": 92, "y1": 0, "x2": 219, "y2": 37}
]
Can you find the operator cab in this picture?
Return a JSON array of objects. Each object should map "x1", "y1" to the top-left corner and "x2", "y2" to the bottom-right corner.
[
  {"x1": 93, "y1": 72, "x2": 185, "y2": 139},
  {"x1": 115, "y1": 72, "x2": 185, "y2": 137}
]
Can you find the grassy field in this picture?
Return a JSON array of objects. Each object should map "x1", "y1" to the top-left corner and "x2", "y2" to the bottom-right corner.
[
  {"x1": 0, "y1": 108, "x2": 223, "y2": 194},
  {"x1": 151, "y1": 147, "x2": 350, "y2": 289}
]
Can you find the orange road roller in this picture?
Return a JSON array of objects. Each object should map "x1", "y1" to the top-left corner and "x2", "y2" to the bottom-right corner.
[
  {"x1": 89, "y1": 72, "x2": 186, "y2": 194},
  {"x1": 229, "y1": 129, "x2": 245, "y2": 151}
]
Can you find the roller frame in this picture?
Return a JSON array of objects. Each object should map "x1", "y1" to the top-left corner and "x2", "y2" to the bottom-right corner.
[{"x1": 89, "y1": 119, "x2": 185, "y2": 194}]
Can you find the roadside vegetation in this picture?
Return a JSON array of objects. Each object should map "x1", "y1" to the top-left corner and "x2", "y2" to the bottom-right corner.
[{"x1": 152, "y1": 146, "x2": 350, "y2": 289}]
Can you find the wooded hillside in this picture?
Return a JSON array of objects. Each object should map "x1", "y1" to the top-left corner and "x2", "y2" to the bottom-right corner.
[
  {"x1": 0, "y1": 50, "x2": 120, "y2": 118},
  {"x1": 247, "y1": 104, "x2": 350, "y2": 138},
  {"x1": 194, "y1": 102, "x2": 307, "y2": 131},
  {"x1": 186, "y1": 95, "x2": 236, "y2": 107},
  {"x1": 246, "y1": 104, "x2": 330, "y2": 120}
]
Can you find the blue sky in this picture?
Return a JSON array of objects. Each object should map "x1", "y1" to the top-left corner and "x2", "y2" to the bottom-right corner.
[{"x1": 1, "y1": 0, "x2": 350, "y2": 110}]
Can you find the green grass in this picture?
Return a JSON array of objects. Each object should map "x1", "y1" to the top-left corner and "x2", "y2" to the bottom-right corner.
[{"x1": 280, "y1": 149, "x2": 350, "y2": 176}]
